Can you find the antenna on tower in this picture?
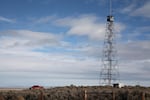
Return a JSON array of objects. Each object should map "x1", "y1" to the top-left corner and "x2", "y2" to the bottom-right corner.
[
  {"x1": 100, "y1": 0, "x2": 119, "y2": 86},
  {"x1": 109, "y1": 0, "x2": 112, "y2": 15}
]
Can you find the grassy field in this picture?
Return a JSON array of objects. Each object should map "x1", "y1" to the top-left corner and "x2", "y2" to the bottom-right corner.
[{"x1": 0, "y1": 85, "x2": 150, "y2": 100}]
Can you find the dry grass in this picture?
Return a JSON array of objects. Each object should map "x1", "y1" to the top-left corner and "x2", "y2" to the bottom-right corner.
[{"x1": 0, "y1": 85, "x2": 150, "y2": 100}]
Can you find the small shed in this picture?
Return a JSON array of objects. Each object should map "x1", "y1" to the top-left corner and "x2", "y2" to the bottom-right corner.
[{"x1": 113, "y1": 83, "x2": 124, "y2": 88}]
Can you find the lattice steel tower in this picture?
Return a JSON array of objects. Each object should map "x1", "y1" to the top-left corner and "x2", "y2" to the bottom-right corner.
[{"x1": 100, "y1": 0, "x2": 119, "y2": 85}]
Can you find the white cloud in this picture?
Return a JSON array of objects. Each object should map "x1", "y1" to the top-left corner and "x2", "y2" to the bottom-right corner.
[
  {"x1": 0, "y1": 47, "x2": 100, "y2": 80},
  {"x1": 0, "y1": 16, "x2": 16, "y2": 23},
  {"x1": 33, "y1": 15, "x2": 57, "y2": 24},
  {"x1": 118, "y1": 41, "x2": 150, "y2": 60},
  {"x1": 115, "y1": 22, "x2": 126, "y2": 34},
  {"x1": 119, "y1": 59, "x2": 150, "y2": 83},
  {"x1": 55, "y1": 15, "x2": 125, "y2": 40},
  {"x1": 122, "y1": 4, "x2": 136, "y2": 13},
  {"x1": 0, "y1": 30, "x2": 61, "y2": 48},
  {"x1": 131, "y1": 1, "x2": 150, "y2": 18},
  {"x1": 0, "y1": 30, "x2": 67, "y2": 65},
  {"x1": 138, "y1": 26, "x2": 150, "y2": 33},
  {"x1": 55, "y1": 15, "x2": 105, "y2": 40},
  {"x1": 0, "y1": 49, "x2": 101, "y2": 86},
  {"x1": 122, "y1": 1, "x2": 150, "y2": 18},
  {"x1": 80, "y1": 45, "x2": 101, "y2": 58},
  {"x1": 73, "y1": 39, "x2": 150, "y2": 83},
  {"x1": 0, "y1": 29, "x2": 100, "y2": 82},
  {"x1": 30, "y1": 14, "x2": 125, "y2": 41},
  {"x1": 0, "y1": 14, "x2": 149, "y2": 86},
  {"x1": 0, "y1": 27, "x2": 103, "y2": 87}
]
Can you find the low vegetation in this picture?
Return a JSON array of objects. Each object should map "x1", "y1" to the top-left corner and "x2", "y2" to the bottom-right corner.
[{"x1": 0, "y1": 85, "x2": 150, "y2": 100}]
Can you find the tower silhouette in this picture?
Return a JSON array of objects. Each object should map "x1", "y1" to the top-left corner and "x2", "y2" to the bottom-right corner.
[{"x1": 100, "y1": 0, "x2": 119, "y2": 85}]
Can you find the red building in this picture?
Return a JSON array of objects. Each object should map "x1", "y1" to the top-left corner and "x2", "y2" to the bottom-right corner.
[{"x1": 29, "y1": 85, "x2": 44, "y2": 90}]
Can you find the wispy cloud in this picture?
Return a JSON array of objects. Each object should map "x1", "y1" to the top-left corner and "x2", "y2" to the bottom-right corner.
[
  {"x1": 122, "y1": 4, "x2": 136, "y2": 13},
  {"x1": 121, "y1": 1, "x2": 150, "y2": 18},
  {"x1": 0, "y1": 16, "x2": 16, "y2": 23},
  {"x1": 33, "y1": 15, "x2": 57, "y2": 24},
  {"x1": 56, "y1": 15, "x2": 105, "y2": 40},
  {"x1": 55, "y1": 15, "x2": 125, "y2": 40},
  {"x1": 0, "y1": 13, "x2": 149, "y2": 86},
  {"x1": 84, "y1": 0, "x2": 106, "y2": 6},
  {"x1": 131, "y1": 1, "x2": 150, "y2": 18},
  {"x1": 0, "y1": 30, "x2": 61, "y2": 48},
  {"x1": 118, "y1": 41, "x2": 150, "y2": 60},
  {"x1": 30, "y1": 14, "x2": 125, "y2": 41}
]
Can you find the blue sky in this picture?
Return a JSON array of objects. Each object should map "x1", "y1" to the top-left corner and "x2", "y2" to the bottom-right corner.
[{"x1": 0, "y1": 0, "x2": 150, "y2": 87}]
